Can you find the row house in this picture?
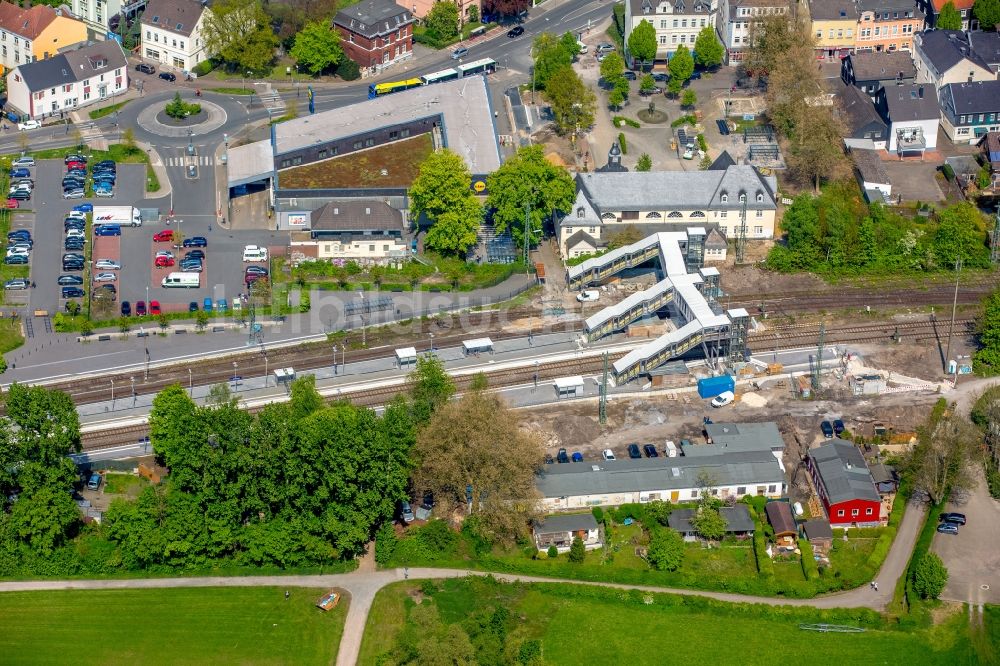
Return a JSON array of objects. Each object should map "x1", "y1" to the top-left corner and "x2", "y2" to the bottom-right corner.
[
  {"x1": 333, "y1": 0, "x2": 413, "y2": 74},
  {"x1": 939, "y1": 80, "x2": 1000, "y2": 144},
  {"x1": 854, "y1": 0, "x2": 923, "y2": 54},
  {"x1": 913, "y1": 30, "x2": 995, "y2": 89},
  {"x1": 140, "y1": 0, "x2": 212, "y2": 72},
  {"x1": 0, "y1": 2, "x2": 86, "y2": 74},
  {"x1": 6, "y1": 40, "x2": 127, "y2": 119},
  {"x1": 809, "y1": 0, "x2": 858, "y2": 61},
  {"x1": 717, "y1": 0, "x2": 790, "y2": 65},
  {"x1": 916, "y1": 0, "x2": 977, "y2": 30},
  {"x1": 624, "y1": 0, "x2": 717, "y2": 66},
  {"x1": 409, "y1": 0, "x2": 479, "y2": 24}
]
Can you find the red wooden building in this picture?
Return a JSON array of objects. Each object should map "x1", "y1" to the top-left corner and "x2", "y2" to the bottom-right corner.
[
  {"x1": 333, "y1": 0, "x2": 413, "y2": 73},
  {"x1": 807, "y1": 440, "x2": 882, "y2": 528}
]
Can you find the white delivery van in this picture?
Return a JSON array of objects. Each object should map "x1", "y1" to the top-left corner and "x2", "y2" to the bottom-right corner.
[
  {"x1": 577, "y1": 41, "x2": 589, "y2": 54},
  {"x1": 92, "y1": 206, "x2": 142, "y2": 227},
  {"x1": 664, "y1": 441, "x2": 678, "y2": 457},
  {"x1": 242, "y1": 245, "x2": 268, "y2": 262},
  {"x1": 161, "y1": 271, "x2": 201, "y2": 288}
]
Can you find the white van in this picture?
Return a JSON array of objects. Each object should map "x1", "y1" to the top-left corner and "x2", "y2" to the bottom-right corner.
[
  {"x1": 577, "y1": 41, "x2": 589, "y2": 54},
  {"x1": 664, "y1": 441, "x2": 678, "y2": 458},
  {"x1": 161, "y1": 271, "x2": 201, "y2": 288},
  {"x1": 243, "y1": 245, "x2": 268, "y2": 262}
]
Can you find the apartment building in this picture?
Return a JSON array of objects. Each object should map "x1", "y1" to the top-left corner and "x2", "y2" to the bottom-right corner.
[
  {"x1": 718, "y1": 0, "x2": 790, "y2": 64},
  {"x1": 140, "y1": 0, "x2": 211, "y2": 72},
  {"x1": 854, "y1": 0, "x2": 923, "y2": 53},
  {"x1": 0, "y1": 2, "x2": 87, "y2": 73},
  {"x1": 624, "y1": 0, "x2": 717, "y2": 65}
]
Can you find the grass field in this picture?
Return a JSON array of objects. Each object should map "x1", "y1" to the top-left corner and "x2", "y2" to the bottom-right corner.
[
  {"x1": 277, "y1": 134, "x2": 433, "y2": 189},
  {"x1": 360, "y1": 578, "x2": 989, "y2": 666},
  {"x1": 0, "y1": 587, "x2": 346, "y2": 664}
]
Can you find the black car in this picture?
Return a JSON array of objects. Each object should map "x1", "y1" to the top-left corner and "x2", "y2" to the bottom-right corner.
[
  {"x1": 58, "y1": 274, "x2": 84, "y2": 286},
  {"x1": 939, "y1": 512, "x2": 967, "y2": 525},
  {"x1": 689, "y1": 70, "x2": 702, "y2": 80},
  {"x1": 627, "y1": 443, "x2": 642, "y2": 459},
  {"x1": 63, "y1": 262, "x2": 84, "y2": 270},
  {"x1": 833, "y1": 419, "x2": 846, "y2": 435},
  {"x1": 652, "y1": 72, "x2": 669, "y2": 82},
  {"x1": 136, "y1": 63, "x2": 155, "y2": 75},
  {"x1": 184, "y1": 250, "x2": 205, "y2": 261},
  {"x1": 159, "y1": 71, "x2": 176, "y2": 82},
  {"x1": 623, "y1": 71, "x2": 637, "y2": 81},
  {"x1": 183, "y1": 236, "x2": 207, "y2": 248},
  {"x1": 8, "y1": 190, "x2": 30, "y2": 200},
  {"x1": 121, "y1": 301, "x2": 131, "y2": 316},
  {"x1": 62, "y1": 179, "x2": 85, "y2": 189},
  {"x1": 64, "y1": 154, "x2": 87, "y2": 164},
  {"x1": 64, "y1": 242, "x2": 85, "y2": 252},
  {"x1": 188, "y1": 301, "x2": 199, "y2": 312},
  {"x1": 820, "y1": 421, "x2": 834, "y2": 439},
  {"x1": 556, "y1": 447, "x2": 569, "y2": 463},
  {"x1": 643, "y1": 444, "x2": 659, "y2": 458},
  {"x1": 64, "y1": 220, "x2": 85, "y2": 230},
  {"x1": 61, "y1": 286, "x2": 85, "y2": 298},
  {"x1": 245, "y1": 265, "x2": 269, "y2": 276},
  {"x1": 7, "y1": 230, "x2": 31, "y2": 241},
  {"x1": 95, "y1": 159, "x2": 116, "y2": 168},
  {"x1": 5, "y1": 255, "x2": 27, "y2": 265},
  {"x1": 63, "y1": 253, "x2": 85, "y2": 263},
  {"x1": 507, "y1": 25, "x2": 524, "y2": 37}
]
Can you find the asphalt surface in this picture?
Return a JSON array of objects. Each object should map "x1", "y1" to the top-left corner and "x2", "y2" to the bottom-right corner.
[{"x1": 934, "y1": 471, "x2": 1000, "y2": 605}]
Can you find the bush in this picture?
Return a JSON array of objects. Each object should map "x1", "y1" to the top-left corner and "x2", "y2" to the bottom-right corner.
[
  {"x1": 461, "y1": 517, "x2": 493, "y2": 557},
  {"x1": 618, "y1": 132, "x2": 627, "y2": 154},
  {"x1": 697, "y1": 134, "x2": 708, "y2": 152},
  {"x1": 417, "y1": 519, "x2": 458, "y2": 555},
  {"x1": 374, "y1": 522, "x2": 397, "y2": 565},
  {"x1": 336, "y1": 58, "x2": 361, "y2": 81},
  {"x1": 941, "y1": 163, "x2": 955, "y2": 181},
  {"x1": 192, "y1": 59, "x2": 216, "y2": 77},
  {"x1": 547, "y1": 545, "x2": 558, "y2": 558},
  {"x1": 670, "y1": 114, "x2": 697, "y2": 128},
  {"x1": 865, "y1": 527, "x2": 896, "y2": 570},
  {"x1": 569, "y1": 536, "x2": 586, "y2": 563},
  {"x1": 753, "y1": 533, "x2": 773, "y2": 577},
  {"x1": 612, "y1": 115, "x2": 640, "y2": 128},
  {"x1": 647, "y1": 527, "x2": 684, "y2": 572},
  {"x1": 912, "y1": 552, "x2": 948, "y2": 599},
  {"x1": 165, "y1": 92, "x2": 201, "y2": 120},
  {"x1": 798, "y1": 539, "x2": 819, "y2": 580},
  {"x1": 591, "y1": 506, "x2": 604, "y2": 523}
]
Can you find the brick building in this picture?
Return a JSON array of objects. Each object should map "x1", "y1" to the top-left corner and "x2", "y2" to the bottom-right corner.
[{"x1": 333, "y1": 0, "x2": 413, "y2": 75}]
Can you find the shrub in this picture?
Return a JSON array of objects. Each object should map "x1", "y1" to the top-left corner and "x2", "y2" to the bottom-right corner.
[
  {"x1": 165, "y1": 92, "x2": 201, "y2": 120},
  {"x1": 912, "y1": 552, "x2": 948, "y2": 599},
  {"x1": 461, "y1": 517, "x2": 493, "y2": 556},
  {"x1": 191, "y1": 59, "x2": 216, "y2": 77},
  {"x1": 798, "y1": 539, "x2": 819, "y2": 580},
  {"x1": 753, "y1": 533, "x2": 773, "y2": 577},
  {"x1": 618, "y1": 132, "x2": 627, "y2": 154},
  {"x1": 864, "y1": 527, "x2": 896, "y2": 570},
  {"x1": 647, "y1": 527, "x2": 684, "y2": 571},
  {"x1": 337, "y1": 58, "x2": 361, "y2": 81},
  {"x1": 591, "y1": 506, "x2": 604, "y2": 523},
  {"x1": 612, "y1": 115, "x2": 640, "y2": 128},
  {"x1": 670, "y1": 114, "x2": 697, "y2": 128},
  {"x1": 417, "y1": 519, "x2": 458, "y2": 555},
  {"x1": 374, "y1": 522, "x2": 397, "y2": 565},
  {"x1": 569, "y1": 536, "x2": 586, "y2": 563},
  {"x1": 547, "y1": 545, "x2": 558, "y2": 558},
  {"x1": 697, "y1": 134, "x2": 708, "y2": 152}
]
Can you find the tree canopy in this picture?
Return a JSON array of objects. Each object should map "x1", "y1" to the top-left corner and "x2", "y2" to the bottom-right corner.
[
  {"x1": 937, "y1": 1, "x2": 964, "y2": 29},
  {"x1": 647, "y1": 527, "x2": 684, "y2": 571},
  {"x1": 694, "y1": 26, "x2": 724, "y2": 68},
  {"x1": 425, "y1": 1, "x2": 460, "y2": 41},
  {"x1": 544, "y1": 66, "x2": 596, "y2": 136},
  {"x1": 290, "y1": 20, "x2": 344, "y2": 75},
  {"x1": 531, "y1": 32, "x2": 577, "y2": 90},
  {"x1": 974, "y1": 288, "x2": 1000, "y2": 373},
  {"x1": 485, "y1": 145, "x2": 574, "y2": 249},
  {"x1": 912, "y1": 552, "x2": 949, "y2": 599},
  {"x1": 201, "y1": 0, "x2": 277, "y2": 73},
  {"x1": 667, "y1": 45, "x2": 694, "y2": 94},
  {"x1": 407, "y1": 355, "x2": 455, "y2": 423},
  {"x1": 974, "y1": 0, "x2": 1000, "y2": 30},
  {"x1": 410, "y1": 149, "x2": 482, "y2": 257},
  {"x1": 627, "y1": 19, "x2": 657, "y2": 63}
]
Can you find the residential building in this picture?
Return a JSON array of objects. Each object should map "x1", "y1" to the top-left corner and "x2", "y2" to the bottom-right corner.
[
  {"x1": 913, "y1": 30, "x2": 994, "y2": 90},
  {"x1": 559, "y1": 164, "x2": 778, "y2": 258},
  {"x1": 409, "y1": 0, "x2": 479, "y2": 25},
  {"x1": 704, "y1": 226, "x2": 728, "y2": 262},
  {"x1": 837, "y1": 83, "x2": 889, "y2": 147},
  {"x1": 285, "y1": 200, "x2": 408, "y2": 264},
  {"x1": 982, "y1": 131, "x2": 1000, "y2": 170},
  {"x1": 854, "y1": 0, "x2": 922, "y2": 54},
  {"x1": 841, "y1": 50, "x2": 916, "y2": 97},
  {"x1": 0, "y1": 2, "x2": 87, "y2": 73},
  {"x1": 333, "y1": 0, "x2": 413, "y2": 74},
  {"x1": 939, "y1": 80, "x2": 1000, "y2": 143},
  {"x1": 532, "y1": 514, "x2": 602, "y2": 552},
  {"x1": 808, "y1": 0, "x2": 858, "y2": 61},
  {"x1": 668, "y1": 505, "x2": 755, "y2": 538},
  {"x1": 535, "y1": 422, "x2": 787, "y2": 510},
  {"x1": 72, "y1": 0, "x2": 125, "y2": 36},
  {"x1": 6, "y1": 40, "x2": 127, "y2": 119},
  {"x1": 802, "y1": 518, "x2": 833, "y2": 553},
  {"x1": 717, "y1": 0, "x2": 790, "y2": 65},
  {"x1": 807, "y1": 439, "x2": 882, "y2": 527},
  {"x1": 764, "y1": 501, "x2": 797, "y2": 547},
  {"x1": 876, "y1": 83, "x2": 940, "y2": 154},
  {"x1": 140, "y1": 0, "x2": 211, "y2": 72},
  {"x1": 624, "y1": 0, "x2": 717, "y2": 65},
  {"x1": 969, "y1": 30, "x2": 1000, "y2": 74},
  {"x1": 916, "y1": 0, "x2": 977, "y2": 30},
  {"x1": 851, "y1": 147, "x2": 892, "y2": 202}
]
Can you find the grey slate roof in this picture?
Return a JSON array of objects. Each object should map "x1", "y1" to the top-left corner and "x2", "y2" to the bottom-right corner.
[
  {"x1": 141, "y1": 0, "x2": 206, "y2": 37},
  {"x1": 17, "y1": 40, "x2": 126, "y2": 92},
  {"x1": 941, "y1": 81, "x2": 1000, "y2": 118},
  {"x1": 311, "y1": 200, "x2": 403, "y2": 232},
  {"x1": 837, "y1": 84, "x2": 888, "y2": 135},
  {"x1": 970, "y1": 30, "x2": 1000, "y2": 70},
  {"x1": 803, "y1": 518, "x2": 833, "y2": 541},
  {"x1": 808, "y1": 0, "x2": 858, "y2": 22},
  {"x1": 810, "y1": 439, "x2": 880, "y2": 504},
  {"x1": 565, "y1": 229, "x2": 605, "y2": 252},
  {"x1": 857, "y1": 0, "x2": 915, "y2": 13},
  {"x1": 334, "y1": 0, "x2": 411, "y2": 39},
  {"x1": 631, "y1": 0, "x2": 713, "y2": 15},
  {"x1": 915, "y1": 30, "x2": 992, "y2": 75},
  {"x1": 852, "y1": 148, "x2": 890, "y2": 185},
  {"x1": 575, "y1": 166, "x2": 777, "y2": 214},
  {"x1": 708, "y1": 150, "x2": 736, "y2": 171},
  {"x1": 765, "y1": 501, "x2": 796, "y2": 535},
  {"x1": 847, "y1": 51, "x2": 915, "y2": 82},
  {"x1": 883, "y1": 84, "x2": 939, "y2": 122},
  {"x1": 698, "y1": 421, "x2": 784, "y2": 455},
  {"x1": 534, "y1": 513, "x2": 598, "y2": 535},
  {"x1": 535, "y1": 448, "x2": 785, "y2": 499},
  {"x1": 705, "y1": 227, "x2": 728, "y2": 249},
  {"x1": 668, "y1": 505, "x2": 755, "y2": 534}
]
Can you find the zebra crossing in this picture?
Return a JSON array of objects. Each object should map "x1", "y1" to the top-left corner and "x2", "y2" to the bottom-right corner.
[{"x1": 165, "y1": 155, "x2": 215, "y2": 166}]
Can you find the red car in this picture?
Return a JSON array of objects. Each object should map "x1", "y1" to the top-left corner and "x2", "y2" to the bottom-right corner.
[
  {"x1": 153, "y1": 230, "x2": 174, "y2": 242},
  {"x1": 66, "y1": 161, "x2": 86, "y2": 171},
  {"x1": 149, "y1": 300, "x2": 162, "y2": 315},
  {"x1": 135, "y1": 300, "x2": 147, "y2": 316},
  {"x1": 154, "y1": 255, "x2": 175, "y2": 268},
  {"x1": 5, "y1": 198, "x2": 18, "y2": 209}
]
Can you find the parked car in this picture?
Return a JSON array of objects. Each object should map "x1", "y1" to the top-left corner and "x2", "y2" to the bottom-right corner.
[
  {"x1": 820, "y1": 421, "x2": 835, "y2": 439},
  {"x1": 4, "y1": 254, "x2": 28, "y2": 264},
  {"x1": 183, "y1": 236, "x2": 207, "y2": 248},
  {"x1": 203, "y1": 297, "x2": 213, "y2": 311},
  {"x1": 86, "y1": 473, "x2": 102, "y2": 490},
  {"x1": 149, "y1": 300, "x2": 161, "y2": 315},
  {"x1": 65, "y1": 154, "x2": 87, "y2": 164},
  {"x1": 93, "y1": 272, "x2": 117, "y2": 283},
  {"x1": 63, "y1": 253, "x2": 85, "y2": 263},
  {"x1": 95, "y1": 259, "x2": 121, "y2": 270},
  {"x1": 596, "y1": 42, "x2": 615, "y2": 53},
  {"x1": 451, "y1": 47, "x2": 469, "y2": 59},
  {"x1": 64, "y1": 240, "x2": 86, "y2": 251},
  {"x1": 716, "y1": 119, "x2": 731, "y2": 136},
  {"x1": 711, "y1": 391, "x2": 736, "y2": 407},
  {"x1": 94, "y1": 160, "x2": 116, "y2": 170},
  {"x1": 245, "y1": 265, "x2": 268, "y2": 277},
  {"x1": 556, "y1": 448, "x2": 569, "y2": 463},
  {"x1": 61, "y1": 286, "x2": 84, "y2": 298},
  {"x1": 184, "y1": 250, "x2": 205, "y2": 261},
  {"x1": 833, "y1": 419, "x2": 846, "y2": 435},
  {"x1": 179, "y1": 260, "x2": 202, "y2": 272},
  {"x1": 602, "y1": 449, "x2": 616, "y2": 461},
  {"x1": 94, "y1": 184, "x2": 114, "y2": 197},
  {"x1": 135, "y1": 300, "x2": 147, "y2": 316},
  {"x1": 155, "y1": 250, "x2": 174, "y2": 259},
  {"x1": 188, "y1": 301, "x2": 199, "y2": 312},
  {"x1": 400, "y1": 501, "x2": 415, "y2": 523},
  {"x1": 9, "y1": 168, "x2": 30, "y2": 179},
  {"x1": 576, "y1": 289, "x2": 600, "y2": 302},
  {"x1": 6, "y1": 198, "x2": 19, "y2": 208},
  {"x1": 62, "y1": 188, "x2": 85, "y2": 199},
  {"x1": 507, "y1": 25, "x2": 524, "y2": 37},
  {"x1": 65, "y1": 229, "x2": 85, "y2": 239},
  {"x1": 154, "y1": 256, "x2": 175, "y2": 268},
  {"x1": 58, "y1": 275, "x2": 84, "y2": 286},
  {"x1": 7, "y1": 230, "x2": 31, "y2": 241},
  {"x1": 936, "y1": 523, "x2": 959, "y2": 535},
  {"x1": 120, "y1": 301, "x2": 131, "y2": 316},
  {"x1": 66, "y1": 161, "x2": 86, "y2": 171},
  {"x1": 72, "y1": 203, "x2": 93, "y2": 212},
  {"x1": 153, "y1": 229, "x2": 175, "y2": 242},
  {"x1": 571, "y1": 451, "x2": 583, "y2": 462},
  {"x1": 11, "y1": 156, "x2": 35, "y2": 168},
  {"x1": 136, "y1": 63, "x2": 155, "y2": 74},
  {"x1": 7, "y1": 189, "x2": 31, "y2": 201},
  {"x1": 17, "y1": 120, "x2": 40, "y2": 131},
  {"x1": 643, "y1": 444, "x2": 659, "y2": 458},
  {"x1": 652, "y1": 72, "x2": 669, "y2": 82},
  {"x1": 623, "y1": 71, "x2": 637, "y2": 81},
  {"x1": 94, "y1": 225, "x2": 122, "y2": 236},
  {"x1": 627, "y1": 443, "x2": 642, "y2": 459},
  {"x1": 939, "y1": 512, "x2": 967, "y2": 525},
  {"x1": 62, "y1": 261, "x2": 83, "y2": 271},
  {"x1": 158, "y1": 71, "x2": 176, "y2": 82},
  {"x1": 4, "y1": 278, "x2": 28, "y2": 290}
]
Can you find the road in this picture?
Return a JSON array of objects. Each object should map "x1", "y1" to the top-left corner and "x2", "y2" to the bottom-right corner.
[{"x1": 0, "y1": 500, "x2": 926, "y2": 666}]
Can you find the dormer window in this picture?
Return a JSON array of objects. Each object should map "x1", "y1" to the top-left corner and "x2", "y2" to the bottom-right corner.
[
  {"x1": 577, "y1": 207, "x2": 585, "y2": 218},
  {"x1": 756, "y1": 193, "x2": 764, "y2": 202},
  {"x1": 739, "y1": 193, "x2": 746, "y2": 203},
  {"x1": 721, "y1": 193, "x2": 728, "y2": 203}
]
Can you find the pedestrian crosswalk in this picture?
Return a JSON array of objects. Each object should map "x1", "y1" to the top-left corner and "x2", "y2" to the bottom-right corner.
[{"x1": 166, "y1": 155, "x2": 215, "y2": 166}]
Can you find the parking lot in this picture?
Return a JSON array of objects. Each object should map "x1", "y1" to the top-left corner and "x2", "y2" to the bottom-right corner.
[
  {"x1": 3, "y1": 211, "x2": 35, "y2": 306},
  {"x1": 934, "y1": 479, "x2": 1000, "y2": 605}
]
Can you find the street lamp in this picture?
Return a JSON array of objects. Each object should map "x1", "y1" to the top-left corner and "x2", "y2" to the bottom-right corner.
[
  {"x1": 429, "y1": 332, "x2": 434, "y2": 352},
  {"x1": 110, "y1": 378, "x2": 115, "y2": 406},
  {"x1": 188, "y1": 368, "x2": 193, "y2": 396},
  {"x1": 232, "y1": 361, "x2": 239, "y2": 390},
  {"x1": 130, "y1": 376, "x2": 136, "y2": 405}
]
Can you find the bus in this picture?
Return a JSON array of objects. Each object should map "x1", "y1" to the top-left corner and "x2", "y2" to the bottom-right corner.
[
  {"x1": 367, "y1": 77, "x2": 423, "y2": 99},
  {"x1": 420, "y1": 68, "x2": 460, "y2": 86},
  {"x1": 457, "y1": 58, "x2": 497, "y2": 77}
]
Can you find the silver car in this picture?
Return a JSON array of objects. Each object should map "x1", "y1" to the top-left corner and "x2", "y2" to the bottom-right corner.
[
  {"x1": 95, "y1": 259, "x2": 121, "y2": 270},
  {"x1": 92, "y1": 272, "x2": 117, "y2": 282}
]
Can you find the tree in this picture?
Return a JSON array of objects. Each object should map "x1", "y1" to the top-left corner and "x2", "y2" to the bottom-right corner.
[
  {"x1": 599, "y1": 51, "x2": 626, "y2": 85},
  {"x1": 904, "y1": 412, "x2": 980, "y2": 505},
  {"x1": 5, "y1": 383, "x2": 81, "y2": 466},
  {"x1": 482, "y1": 0, "x2": 530, "y2": 17},
  {"x1": 568, "y1": 535, "x2": 586, "y2": 563},
  {"x1": 485, "y1": 145, "x2": 575, "y2": 249},
  {"x1": 122, "y1": 127, "x2": 138, "y2": 155},
  {"x1": 975, "y1": 288, "x2": 1000, "y2": 372},
  {"x1": 646, "y1": 527, "x2": 684, "y2": 571},
  {"x1": 412, "y1": 391, "x2": 543, "y2": 544},
  {"x1": 668, "y1": 45, "x2": 694, "y2": 87},
  {"x1": 468, "y1": 5, "x2": 479, "y2": 23},
  {"x1": 7, "y1": 485, "x2": 80, "y2": 555},
  {"x1": 635, "y1": 154, "x2": 652, "y2": 172},
  {"x1": 937, "y1": 1, "x2": 964, "y2": 29},
  {"x1": 640, "y1": 73, "x2": 656, "y2": 93},
  {"x1": 410, "y1": 149, "x2": 482, "y2": 257},
  {"x1": 691, "y1": 505, "x2": 727, "y2": 540},
  {"x1": 425, "y1": 0, "x2": 460, "y2": 41},
  {"x1": 608, "y1": 86, "x2": 626, "y2": 110},
  {"x1": 201, "y1": 0, "x2": 277, "y2": 73},
  {"x1": 559, "y1": 31, "x2": 581, "y2": 58},
  {"x1": 787, "y1": 109, "x2": 848, "y2": 193},
  {"x1": 913, "y1": 552, "x2": 949, "y2": 599},
  {"x1": 407, "y1": 355, "x2": 455, "y2": 423},
  {"x1": 290, "y1": 20, "x2": 343, "y2": 75},
  {"x1": 289, "y1": 375, "x2": 324, "y2": 420},
  {"x1": 627, "y1": 19, "x2": 657, "y2": 65},
  {"x1": 681, "y1": 89, "x2": 697, "y2": 108},
  {"x1": 531, "y1": 32, "x2": 575, "y2": 90},
  {"x1": 694, "y1": 26, "x2": 724, "y2": 68},
  {"x1": 745, "y1": 14, "x2": 813, "y2": 80},
  {"x1": 544, "y1": 66, "x2": 596, "y2": 136},
  {"x1": 469, "y1": 372, "x2": 489, "y2": 391},
  {"x1": 975, "y1": 0, "x2": 1000, "y2": 30},
  {"x1": 932, "y1": 202, "x2": 989, "y2": 269}
]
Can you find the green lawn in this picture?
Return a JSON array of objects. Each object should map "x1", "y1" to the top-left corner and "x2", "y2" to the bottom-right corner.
[
  {"x1": 88, "y1": 99, "x2": 131, "y2": 120},
  {"x1": 102, "y1": 472, "x2": 150, "y2": 496},
  {"x1": 0, "y1": 587, "x2": 347, "y2": 664},
  {"x1": 360, "y1": 578, "x2": 985, "y2": 666}
]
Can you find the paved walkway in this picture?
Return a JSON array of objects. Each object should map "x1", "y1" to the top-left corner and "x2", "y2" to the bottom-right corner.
[{"x1": 0, "y1": 501, "x2": 925, "y2": 666}]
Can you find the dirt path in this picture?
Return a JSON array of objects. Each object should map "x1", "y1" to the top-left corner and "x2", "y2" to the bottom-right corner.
[{"x1": 0, "y1": 502, "x2": 924, "y2": 664}]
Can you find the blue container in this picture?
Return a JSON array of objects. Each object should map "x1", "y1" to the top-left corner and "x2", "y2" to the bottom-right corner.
[{"x1": 697, "y1": 375, "x2": 735, "y2": 399}]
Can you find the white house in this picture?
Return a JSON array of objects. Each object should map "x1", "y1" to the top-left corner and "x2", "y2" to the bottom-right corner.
[
  {"x1": 624, "y1": 0, "x2": 717, "y2": 65},
  {"x1": 71, "y1": 0, "x2": 124, "y2": 35},
  {"x1": 532, "y1": 514, "x2": 603, "y2": 552},
  {"x1": 6, "y1": 40, "x2": 127, "y2": 119},
  {"x1": 876, "y1": 83, "x2": 940, "y2": 155},
  {"x1": 140, "y1": 0, "x2": 210, "y2": 72},
  {"x1": 912, "y1": 30, "x2": 995, "y2": 90},
  {"x1": 717, "y1": 0, "x2": 790, "y2": 65}
]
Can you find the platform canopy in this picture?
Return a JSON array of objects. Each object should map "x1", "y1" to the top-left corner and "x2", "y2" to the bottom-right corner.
[
  {"x1": 462, "y1": 337, "x2": 494, "y2": 353},
  {"x1": 553, "y1": 376, "x2": 585, "y2": 394},
  {"x1": 395, "y1": 347, "x2": 417, "y2": 365}
]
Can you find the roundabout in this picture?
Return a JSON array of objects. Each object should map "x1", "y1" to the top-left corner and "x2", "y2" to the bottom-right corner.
[{"x1": 137, "y1": 95, "x2": 228, "y2": 138}]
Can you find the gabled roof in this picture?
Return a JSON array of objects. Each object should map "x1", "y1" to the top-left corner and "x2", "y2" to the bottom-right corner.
[
  {"x1": 565, "y1": 229, "x2": 604, "y2": 253},
  {"x1": 803, "y1": 518, "x2": 833, "y2": 541},
  {"x1": 883, "y1": 84, "x2": 940, "y2": 122},
  {"x1": 708, "y1": 150, "x2": 736, "y2": 171},
  {"x1": 969, "y1": 30, "x2": 1000, "y2": 68},
  {"x1": 847, "y1": 51, "x2": 916, "y2": 82},
  {"x1": 765, "y1": 501, "x2": 796, "y2": 535},
  {"x1": 808, "y1": 0, "x2": 858, "y2": 22},
  {"x1": 837, "y1": 84, "x2": 887, "y2": 135},
  {"x1": 534, "y1": 513, "x2": 598, "y2": 535},
  {"x1": 915, "y1": 30, "x2": 992, "y2": 75},
  {"x1": 852, "y1": 148, "x2": 890, "y2": 185},
  {"x1": 15, "y1": 41, "x2": 126, "y2": 92},
  {"x1": 810, "y1": 439, "x2": 880, "y2": 505},
  {"x1": 983, "y1": 132, "x2": 1000, "y2": 168},
  {"x1": 931, "y1": 0, "x2": 973, "y2": 10},
  {"x1": 668, "y1": 505, "x2": 755, "y2": 534},
  {"x1": 310, "y1": 200, "x2": 403, "y2": 232},
  {"x1": 141, "y1": 0, "x2": 206, "y2": 37},
  {"x1": 630, "y1": 0, "x2": 713, "y2": 15},
  {"x1": 858, "y1": 0, "x2": 915, "y2": 13},
  {"x1": 0, "y1": 2, "x2": 58, "y2": 40},
  {"x1": 705, "y1": 226, "x2": 728, "y2": 248},
  {"x1": 941, "y1": 80, "x2": 1000, "y2": 117},
  {"x1": 334, "y1": 0, "x2": 411, "y2": 39}
]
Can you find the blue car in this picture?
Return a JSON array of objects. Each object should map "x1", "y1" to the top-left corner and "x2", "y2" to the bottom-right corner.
[
  {"x1": 216, "y1": 298, "x2": 228, "y2": 312},
  {"x1": 183, "y1": 236, "x2": 207, "y2": 248},
  {"x1": 571, "y1": 451, "x2": 583, "y2": 462},
  {"x1": 94, "y1": 224, "x2": 121, "y2": 236},
  {"x1": 93, "y1": 173, "x2": 116, "y2": 184},
  {"x1": 9, "y1": 168, "x2": 30, "y2": 178},
  {"x1": 72, "y1": 203, "x2": 93, "y2": 213},
  {"x1": 203, "y1": 297, "x2": 213, "y2": 312}
]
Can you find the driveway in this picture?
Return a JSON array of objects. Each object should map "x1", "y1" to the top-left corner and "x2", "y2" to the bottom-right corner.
[
  {"x1": 881, "y1": 159, "x2": 944, "y2": 202},
  {"x1": 934, "y1": 472, "x2": 1000, "y2": 605}
]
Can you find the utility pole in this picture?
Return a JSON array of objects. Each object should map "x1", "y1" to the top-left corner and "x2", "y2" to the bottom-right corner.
[
  {"x1": 944, "y1": 257, "x2": 962, "y2": 375},
  {"x1": 991, "y1": 207, "x2": 1000, "y2": 265},
  {"x1": 523, "y1": 200, "x2": 531, "y2": 269},
  {"x1": 599, "y1": 352, "x2": 608, "y2": 425},
  {"x1": 735, "y1": 198, "x2": 748, "y2": 264},
  {"x1": 812, "y1": 322, "x2": 825, "y2": 393}
]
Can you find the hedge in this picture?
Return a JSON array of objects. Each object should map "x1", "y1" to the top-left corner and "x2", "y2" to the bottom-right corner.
[
  {"x1": 865, "y1": 527, "x2": 896, "y2": 570},
  {"x1": 613, "y1": 116, "x2": 640, "y2": 128},
  {"x1": 192, "y1": 59, "x2": 216, "y2": 77},
  {"x1": 753, "y1": 533, "x2": 773, "y2": 577},
  {"x1": 798, "y1": 539, "x2": 820, "y2": 580},
  {"x1": 618, "y1": 132, "x2": 627, "y2": 154}
]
